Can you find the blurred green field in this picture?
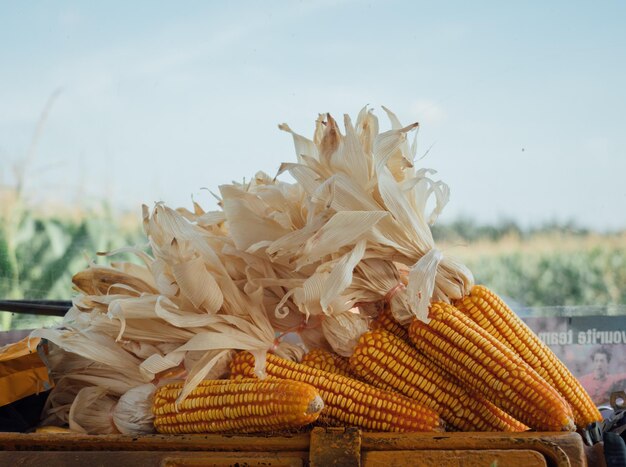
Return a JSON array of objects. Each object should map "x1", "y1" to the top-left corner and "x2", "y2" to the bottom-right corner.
[
  {"x1": 1, "y1": 194, "x2": 625, "y2": 331},
  {"x1": 0, "y1": 191, "x2": 146, "y2": 330},
  {"x1": 434, "y1": 220, "x2": 626, "y2": 310}
]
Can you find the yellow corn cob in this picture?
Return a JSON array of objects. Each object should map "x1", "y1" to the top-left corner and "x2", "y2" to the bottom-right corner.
[
  {"x1": 230, "y1": 351, "x2": 444, "y2": 432},
  {"x1": 408, "y1": 302, "x2": 576, "y2": 432},
  {"x1": 371, "y1": 305, "x2": 410, "y2": 341},
  {"x1": 152, "y1": 378, "x2": 323, "y2": 434},
  {"x1": 350, "y1": 329, "x2": 528, "y2": 432},
  {"x1": 300, "y1": 348, "x2": 356, "y2": 378},
  {"x1": 454, "y1": 285, "x2": 602, "y2": 429},
  {"x1": 369, "y1": 304, "x2": 526, "y2": 433},
  {"x1": 299, "y1": 346, "x2": 399, "y2": 396}
]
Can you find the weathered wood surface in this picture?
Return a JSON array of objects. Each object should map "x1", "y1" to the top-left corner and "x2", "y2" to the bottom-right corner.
[
  {"x1": 0, "y1": 429, "x2": 588, "y2": 466},
  {"x1": 0, "y1": 431, "x2": 311, "y2": 452},
  {"x1": 0, "y1": 451, "x2": 307, "y2": 466},
  {"x1": 363, "y1": 449, "x2": 547, "y2": 466},
  {"x1": 361, "y1": 431, "x2": 586, "y2": 467}
]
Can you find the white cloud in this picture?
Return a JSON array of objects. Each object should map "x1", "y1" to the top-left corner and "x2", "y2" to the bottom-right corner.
[
  {"x1": 582, "y1": 136, "x2": 610, "y2": 155},
  {"x1": 409, "y1": 99, "x2": 447, "y2": 125},
  {"x1": 58, "y1": 8, "x2": 82, "y2": 27}
]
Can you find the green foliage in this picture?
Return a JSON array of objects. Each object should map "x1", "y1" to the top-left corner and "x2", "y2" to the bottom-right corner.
[
  {"x1": 464, "y1": 243, "x2": 626, "y2": 308},
  {"x1": 0, "y1": 228, "x2": 16, "y2": 299},
  {"x1": 432, "y1": 217, "x2": 591, "y2": 243},
  {"x1": 434, "y1": 218, "x2": 625, "y2": 308},
  {"x1": 1, "y1": 207, "x2": 625, "y2": 331},
  {"x1": 0, "y1": 202, "x2": 145, "y2": 330},
  {"x1": 433, "y1": 217, "x2": 522, "y2": 242}
]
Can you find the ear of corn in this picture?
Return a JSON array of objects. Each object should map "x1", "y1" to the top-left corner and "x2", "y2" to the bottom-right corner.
[
  {"x1": 152, "y1": 378, "x2": 323, "y2": 434},
  {"x1": 350, "y1": 329, "x2": 527, "y2": 432},
  {"x1": 371, "y1": 305, "x2": 410, "y2": 341},
  {"x1": 408, "y1": 302, "x2": 576, "y2": 432},
  {"x1": 300, "y1": 348, "x2": 356, "y2": 378},
  {"x1": 454, "y1": 285, "x2": 602, "y2": 429},
  {"x1": 230, "y1": 351, "x2": 444, "y2": 433}
]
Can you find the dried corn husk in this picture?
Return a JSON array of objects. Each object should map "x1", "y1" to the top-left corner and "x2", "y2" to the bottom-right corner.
[
  {"x1": 33, "y1": 105, "x2": 474, "y2": 434},
  {"x1": 217, "y1": 107, "x2": 472, "y2": 355},
  {"x1": 111, "y1": 384, "x2": 156, "y2": 434},
  {"x1": 68, "y1": 387, "x2": 118, "y2": 434}
]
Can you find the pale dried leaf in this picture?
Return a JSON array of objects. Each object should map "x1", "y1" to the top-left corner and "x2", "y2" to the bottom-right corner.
[
  {"x1": 278, "y1": 162, "x2": 324, "y2": 196},
  {"x1": 72, "y1": 267, "x2": 157, "y2": 296},
  {"x1": 320, "y1": 240, "x2": 366, "y2": 312},
  {"x1": 322, "y1": 309, "x2": 370, "y2": 357},
  {"x1": 68, "y1": 387, "x2": 118, "y2": 434},
  {"x1": 176, "y1": 349, "x2": 232, "y2": 404},
  {"x1": 295, "y1": 211, "x2": 387, "y2": 268},
  {"x1": 279, "y1": 122, "x2": 319, "y2": 162},
  {"x1": 196, "y1": 210, "x2": 226, "y2": 227},
  {"x1": 406, "y1": 248, "x2": 443, "y2": 323},
  {"x1": 355, "y1": 106, "x2": 379, "y2": 156},
  {"x1": 112, "y1": 384, "x2": 156, "y2": 434},
  {"x1": 221, "y1": 193, "x2": 291, "y2": 252},
  {"x1": 30, "y1": 328, "x2": 148, "y2": 382},
  {"x1": 171, "y1": 257, "x2": 223, "y2": 313},
  {"x1": 336, "y1": 114, "x2": 371, "y2": 185},
  {"x1": 376, "y1": 165, "x2": 433, "y2": 250},
  {"x1": 154, "y1": 296, "x2": 223, "y2": 328},
  {"x1": 319, "y1": 113, "x2": 342, "y2": 167}
]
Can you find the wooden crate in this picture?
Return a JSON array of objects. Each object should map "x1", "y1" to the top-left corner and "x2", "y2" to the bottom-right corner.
[{"x1": 0, "y1": 428, "x2": 589, "y2": 466}]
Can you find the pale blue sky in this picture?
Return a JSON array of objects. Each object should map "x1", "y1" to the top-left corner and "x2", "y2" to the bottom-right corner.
[{"x1": 1, "y1": 1, "x2": 625, "y2": 230}]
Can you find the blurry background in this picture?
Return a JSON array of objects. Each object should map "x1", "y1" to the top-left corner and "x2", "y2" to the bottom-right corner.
[{"x1": 1, "y1": 1, "x2": 625, "y2": 332}]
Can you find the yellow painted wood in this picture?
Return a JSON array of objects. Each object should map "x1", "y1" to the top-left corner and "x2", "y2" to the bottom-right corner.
[
  {"x1": 361, "y1": 432, "x2": 586, "y2": 467},
  {"x1": 363, "y1": 449, "x2": 547, "y2": 466}
]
